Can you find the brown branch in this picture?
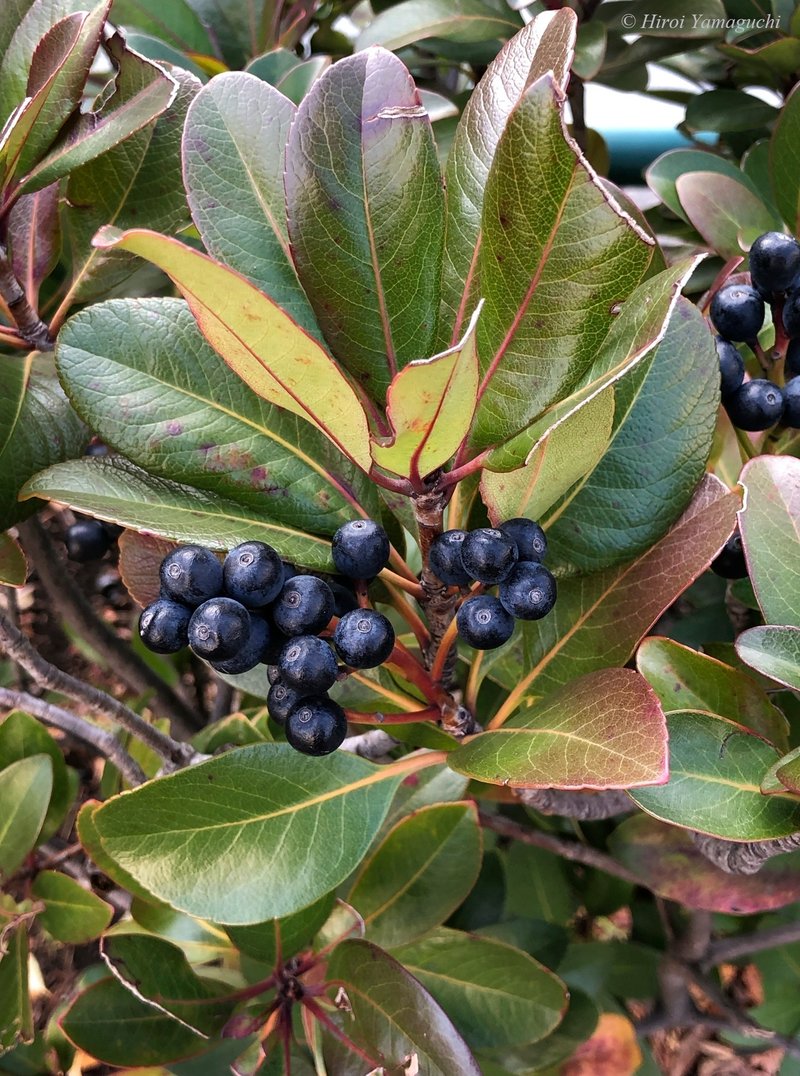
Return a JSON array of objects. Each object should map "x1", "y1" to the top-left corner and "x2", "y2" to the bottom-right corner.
[
  {"x1": 0, "y1": 243, "x2": 54, "y2": 352},
  {"x1": 0, "y1": 685, "x2": 146, "y2": 786},
  {"x1": 704, "y1": 920, "x2": 800, "y2": 970}
]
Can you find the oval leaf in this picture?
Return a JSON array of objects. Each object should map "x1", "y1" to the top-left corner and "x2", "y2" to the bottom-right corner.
[
  {"x1": 675, "y1": 171, "x2": 780, "y2": 257},
  {"x1": 0, "y1": 532, "x2": 27, "y2": 587},
  {"x1": 739, "y1": 455, "x2": 800, "y2": 629},
  {"x1": 0, "y1": 921, "x2": 31, "y2": 1052},
  {"x1": 736, "y1": 625, "x2": 800, "y2": 692},
  {"x1": 770, "y1": 81, "x2": 800, "y2": 234},
  {"x1": 0, "y1": 709, "x2": 71, "y2": 839},
  {"x1": 0, "y1": 754, "x2": 52, "y2": 879},
  {"x1": 31, "y1": 870, "x2": 112, "y2": 943}
]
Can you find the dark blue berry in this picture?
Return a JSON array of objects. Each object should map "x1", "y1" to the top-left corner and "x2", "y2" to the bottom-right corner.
[
  {"x1": 160, "y1": 545, "x2": 223, "y2": 606},
  {"x1": 461, "y1": 528, "x2": 518, "y2": 585},
  {"x1": 223, "y1": 541, "x2": 284, "y2": 608},
  {"x1": 749, "y1": 232, "x2": 800, "y2": 295},
  {"x1": 267, "y1": 679, "x2": 303, "y2": 725},
  {"x1": 272, "y1": 575, "x2": 334, "y2": 637},
  {"x1": 499, "y1": 518, "x2": 548, "y2": 562},
  {"x1": 429, "y1": 530, "x2": 471, "y2": 585},
  {"x1": 784, "y1": 376, "x2": 800, "y2": 427},
  {"x1": 711, "y1": 530, "x2": 747, "y2": 579},
  {"x1": 188, "y1": 597, "x2": 251, "y2": 661},
  {"x1": 710, "y1": 284, "x2": 765, "y2": 342},
  {"x1": 332, "y1": 609, "x2": 395, "y2": 669},
  {"x1": 725, "y1": 379, "x2": 784, "y2": 431},
  {"x1": 715, "y1": 338, "x2": 745, "y2": 398},
  {"x1": 456, "y1": 595, "x2": 515, "y2": 650},
  {"x1": 139, "y1": 598, "x2": 190, "y2": 654},
  {"x1": 784, "y1": 290, "x2": 800, "y2": 339},
  {"x1": 84, "y1": 441, "x2": 109, "y2": 456},
  {"x1": 278, "y1": 635, "x2": 338, "y2": 694},
  {"x1": 329, "y1": 579, "x2": 359, "y2": 617},
  {"x1": 286, "y1": 696, "x2": 347, "y2": 756},
  {"x1": 331, "y1": 519, "x2": 390, "y2": 579},
  {"x1": 499, "y1": 562, "x2": 557, "y2": 621},
  {"x1": 65, "y1": 520, "x2": 111, "y2": 562},
  {"x1": 786, "y1": 338, "x2": 800, "y2": 379},
  {"x1": 210, "y1": 615, "x2": 270, "y2": 674}
]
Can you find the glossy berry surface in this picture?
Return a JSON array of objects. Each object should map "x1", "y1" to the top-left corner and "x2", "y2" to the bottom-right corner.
[
  {"x1": 329, "y1": 579, "x2": 359, "y2": 617},
  {"x1": 784, "y1": 377, "x2": 800, "y2": 427},
  {"x1": 267, "y1": 680, "x2": 303, "y2": 725},
  {"x1": 272, "y1": 575, "x2": 334, "y2": 636},
  {"x1": 499, "y1": 562, "x2": 558, "y2": 621},
  {"x1": 784, "y1": 290, "x2": 800, "y2": 339},
  {"x1": 160, "y1": 545, "x2": 223, "y2": 606},
  {"x1": 786, "y1": 338, "x2": 800, "y2": 380},
  {"x1": 499, "y1": 518, "x2": 548, "y2": 563},
  {"x1": 332, "y1": 609, "x2": 395, "y2": 669},
  {"x1": 711, "y1": 530, "x2": 747, "y2": 580},
  {"x1": 748, "y1": 231, "x2": 800, "y2": 295},
  {"x1": 429, "y1": 530, "x2": 471, "y2": 586},
  {"x1": 139, "y1": 599, "x2": 190, "y2": 654},
  {"x1": 65, "y1": 520, "x2": 111, "y2": 562},
  {"x1": 461, "y1": 528, "x2": 519, "y2": 585},
  {"x1": 286, "y1": 696, "x2": 347, "y2": 756},
  {"x1": 188, "y1": 597, "x2": 251, "y2": 661},
  {"x1": 725, "y1": 379, "x2": 784, "y2": 431},
  {"x1": 710, "y1": 284, "x2": 765, "y2": 342},
  {"x1": 331, "y1": 519, "x2": 390, "y2": 579},
  {"x1": 715, "y1": 338, "x2": 745, "y2": 398},
  {"x1": 223, "y1": 541, "x2": 284, "y2": 608},
  {"x1": 278, "y1": 635, "x2": 338, "y2": 694},
  {"x1": 457, "y1": 595, "x2": 515, "y2": 650},
  {"x1": 209, "y1": 615, "x2": 270, "y2": 674}
]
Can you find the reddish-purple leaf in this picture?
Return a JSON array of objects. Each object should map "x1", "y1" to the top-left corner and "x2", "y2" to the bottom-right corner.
[{"x1": 6, "y1": 182, "x2": 60, "y2": 301}]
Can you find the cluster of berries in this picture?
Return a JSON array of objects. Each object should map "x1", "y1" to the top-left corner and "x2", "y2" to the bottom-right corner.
[
  {"x1": 430, "y1": 518, "x2": 557, "y2": 650},
  {"x1": 138, "y1": 520, "x2": 395, "y2": 757},
  {"x1": 711, "y1": 231, "x2": 800, "y2": 431}
]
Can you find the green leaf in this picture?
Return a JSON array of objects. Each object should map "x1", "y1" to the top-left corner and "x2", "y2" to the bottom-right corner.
[
  {"x1": 110, "y1": 0, "x2": 215, "y2": 54},
  {"x1": 541, "y1": 297, "x2": 719, "y2": 573},
  {"x1": 736, "y1": 625, "x2": 800, "y2": 693},
  {"x1": 246, "y1": 47, "x2": 301, "y2": 83},
  {"x1": 469, "y1": 74, "x2": 653, "y2": 453},
  {"x1": 685, "y1": 89, "x2": 778, "y2": 133},
  {"x1": 182, "y1": 72, "x2": 319, "y2": 335},
  {"x1": 646, "y1": 148, "x2": 766, "y2": 224},
  {"x1": 0, "y1": 755, "x2": 52, "y2": 879},
  {"x1": 480, "y1": 386, "x2": 615, "y2": 523},
  {"x1": 449, "y1": 668, "x2": 667, "y2": 788},
  {"x1": 503, "y1": 842, "x2": 578, "y2": 926},
  {"x1": 347, "y1": 802, "x2": 482, "y2": 947},
  {"x1": 63, "y1": 66, "x2": 200, "y2": 304},
  {"x1": 18, "y1": 32, "x2": 177, "y2": 193},
  {"x1": 630, "y1": 711, "x2": 800, "y2": 840},
  {"x1": 128, "y1": 898, "x2": 234, "y2": 965},
  {"x1": 0, "y1": 921, "x2": 32, "y2": 1053},
  {"x1": 0, "y1": 710, "x2": 71, "y2": 840},
  {"x1": 56, "y1": 298, "x2": 379, "y2": 535},
  {"x1": 739, "y1": 455, "x2": 800, "y2": 628},
  {"x1": 284, "y1": 49, "x2": 445, "y2": 405},
  {"x1": 596, "y1": 0, "x2": 726, "y2": 38},
  {"x1": 76, "y1": 799, "x2": 160, "y2": 903},
  {"x1": 92, "y1": 228, "x2": 372, "y2": 470},
  {"x1": 372, "y1": 303, "x2": 481, "y2": 482},
  {"x1": 637, "y1": 636, "x2": 789, "y2": 749},
  {"x1": 21, "y1": 456, "x2": 336, "y2": 568},
  {"x1": 609, "y1": 813, "x2": 800, "y2": 914},
  {"x1": 0, "y1": 0, "x2": 37, "y2": 60},
  {"x1": 274, "y1": 56, "x2": 331, "y2": 106},
  {"x1": 479, "y1": 988, "x2": 598, "y2": 1074},
  {"x1": 225, "y1": 892, "x2": 334, "y2": 964},
  {"x1": 30, "y1": 870, "x2": 112, "y2": 943},
  {"x1": 0, "y1": 357, "x2": 86, "y2": 531},
  {"x1": 325, "y1": 939, "x2": 480, "y2": 1075},
  {"x1": 101, "y1": 934, "x2": 233, "y2": 1035},
  {"x1": 675, "y1": 171, "x2": 780, "y2": 257},
  {"x1": 0, "y1": 533, "x2": 26, "y2": 587},
  {"x1": 391, "y1": 928, "x2": 566, "y2": 1050},
  {"x1": 89, "y1": 744, "x2": 404, "y2": 924},
  {"x1": 356, "y1": 0, "x2": 520, "y2": 51},
  {"x1": 770, "y1": 82, "x2": 800, "y2": 234},
  {"x1": 60, "y1": 977, "x2": 207, "y2": 1066},
  {"x1": 484, "y1": 476, "x2": 740, "y2": 704}
]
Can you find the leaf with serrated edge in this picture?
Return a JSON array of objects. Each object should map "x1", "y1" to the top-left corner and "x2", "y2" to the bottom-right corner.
[
  {"x1": 0, "y1": 533, "x2": 27, "y2": 587},
  {"x1": 440, "y1": 10, "x2": 577, "y2": 347},
  {"x1": 285, "y1": 48, "x2": 445, "y2": 404},
  {"x1": 31, "y1": 870, "x2": 112, "y2": 943},
  {"x1": 450, "y1": 668, "x2": 667, "y2": 789},
  {"x1": 630, "y1": 710, "x2": 800, "y2": 840},
  {"x1": 91, "y1": 228, "x2": 372, "y2": 470},
  {"x1": 21, "y1": 457, "x2": 336, "y2": 568},
  {"x1": 372, "y1": 303, "x2": 481, "y2": 481},
  {"x1": 90, "y1": 744, "x2": 405, "y2": 924},
  {"x1": 737, "y1": 625, "x2": 800, "y2": 693},
  {"x1": 182, "y1": 72, "x2": 319, "y2": 336},
  {"x1": 739, "y1": 456, "x2": 800, "y2": 628},
  {"x1": 0, "y1": 754, "x2": 52, "y2": 879},
  {"x1": 483, "y1": 476, "x2": 740, "y2": 716}
]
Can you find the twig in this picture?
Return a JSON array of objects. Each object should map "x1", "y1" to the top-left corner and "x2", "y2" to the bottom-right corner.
[
  {"x1": 703, "y1": 920, "x2": 800, "y2": 970},
  {"x1": 0, "y1": 243, "x2": 54, "y2": 352},
  {"x1": 637, "y1": 1012, "x2": 800, "y2": 1059},
  {"x1": 0, "y1": 686, "x2": 146, "y2": 786},
  {"x1": 0, "y1": 607, "x2": 197, "y2": 770},
  {"x1": 478, "y1": 811, "x2": 643, "y2": 887},
  {"x1": 19, "y1": 517, "x2": 200, "y2": 735}
]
